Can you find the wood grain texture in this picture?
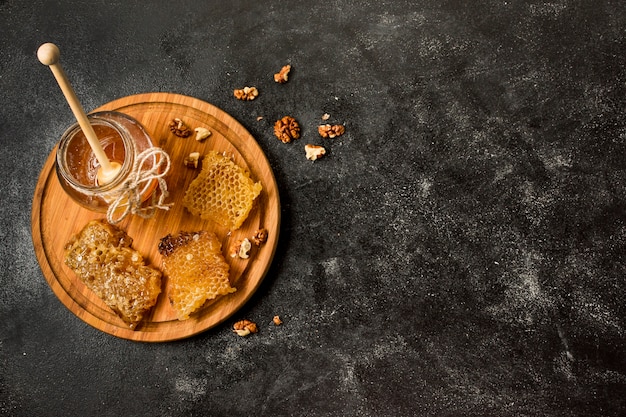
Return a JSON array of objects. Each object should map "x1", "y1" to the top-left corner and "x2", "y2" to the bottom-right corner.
[{"x1": 31, "y1": 93, "x2": 280, "y2": 342}]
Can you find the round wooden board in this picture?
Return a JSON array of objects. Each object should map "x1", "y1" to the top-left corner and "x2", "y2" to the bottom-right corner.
[{"x1": 31, "y1": 93, "x2": 280, "y2": 342}]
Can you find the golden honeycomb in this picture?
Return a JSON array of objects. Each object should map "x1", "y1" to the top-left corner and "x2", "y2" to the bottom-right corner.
[
  {"x1": 182, "y1": 151, "x2": 262, "y2": 230},
  {"x1": 64, "y1": 220, "x2": 162, "y2": 329},
  {"x1": 158, "y1": 231, "x2": 236, "y2": 320}
]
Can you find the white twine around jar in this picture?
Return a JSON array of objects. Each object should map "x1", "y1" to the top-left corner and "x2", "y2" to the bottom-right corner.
[{"x1": 104, "y1": 147, "x2": 172, "y2": 224}]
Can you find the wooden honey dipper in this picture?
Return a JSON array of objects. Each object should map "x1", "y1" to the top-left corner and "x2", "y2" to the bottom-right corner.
[{"x1": 37, "y1": 42, "x2": 121, "y2": 185}]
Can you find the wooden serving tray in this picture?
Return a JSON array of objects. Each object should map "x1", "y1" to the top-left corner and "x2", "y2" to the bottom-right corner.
[{"x1": 31, "y1": 93, "x2": 280, "y2": 342}]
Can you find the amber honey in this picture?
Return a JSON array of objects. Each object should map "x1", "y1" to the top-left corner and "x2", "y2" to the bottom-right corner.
[{"x1": 56, "y1": 111, "x2": 158, "y2": 212}]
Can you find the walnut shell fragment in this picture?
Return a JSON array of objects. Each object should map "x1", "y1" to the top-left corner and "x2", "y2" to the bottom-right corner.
[{"x1": 274, "y1": 116, "x2": 301, "y2": 143}]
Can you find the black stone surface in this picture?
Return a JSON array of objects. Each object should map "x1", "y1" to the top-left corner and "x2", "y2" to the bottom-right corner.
[{"x1": 1, "y1": 1, "x2": 625, "y2": 416}]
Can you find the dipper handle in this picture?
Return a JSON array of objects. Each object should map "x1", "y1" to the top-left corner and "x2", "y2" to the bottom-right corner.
[{"x1": 37, "y1": 43, "x2": 120, "y2": 183}]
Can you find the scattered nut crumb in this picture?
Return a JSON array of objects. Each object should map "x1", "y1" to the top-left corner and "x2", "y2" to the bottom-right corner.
[
  {"x1": 256, "y1": 116, "x2": 264, "y2": 121},
  {"x1": 183, "y1": 152, "x2": 200, "y2": 168},
  {"x1": 274, "y1": 64, "x2": 291, "y2": 83},
  {"x1": 229, "y1": 238, "x2": 252, "y2": 259},
  {"x1": 233, "y1": 319, "x2": 258, "y2": 336},
  {"x1": 169, "y1": 118, "x2": 192, "y2": 137},
  {"x1": 318, "y1": 124, "x2": 345, "y2": 138},
  {"x1": 322, "y1": 113, "x2": 330, "y2": 121},
  {"x1": 234, "y1": 86, "x2": 259, "y2": 101},
  {"x1": 229, "y1": 239, "x2": 242, "y2": 258},
  {"x1": 305, "y1": 144, "x2": 326, "y2": 161},
  {"x1": 194, "y1": 127, "x2": 211, "y2": 141},
  {"x1": 251, "y1": 228, "x2": 268, "y2": 246},
  {"x1": 273, "y1": 315, "x2": 283, "y2": 326},
  {"x1": 274, "y1": 116, "x2": 301, "y2": 143}
]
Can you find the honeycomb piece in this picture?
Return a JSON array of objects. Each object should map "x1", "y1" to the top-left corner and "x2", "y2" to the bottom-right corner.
[
  {"x1": 64, "y1": 220, "x2": 162, "y2": 329},
  {"x1": 182, "y1": 151, "x2": 262, "y2": 230},
  {"x1": 158, "y1": 231, "x2": 236, "y2": 320}
]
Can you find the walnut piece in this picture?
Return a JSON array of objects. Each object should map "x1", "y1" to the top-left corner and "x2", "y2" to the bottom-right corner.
[
  {"x1": 233, "y1": 319, "x2": 258, "y2": 336},
  {"x1": 169, "y1": 118, "x2": 192, "y2": 137},
  {"x1": 238, "y1": 238, "x2": 251, "y2": 259},
  {"x1": 321, "y1": 113, "x2": 330, "y2": 121},
  {"x1": 273, "y1": 315, "x2": 283, "y2": 326},
  {"x1": 251, "y1": 228, "x2": 268, "y2": 246},
  {"x1": 183, "y1": 152, "x2": 200, "y2": 169},
  {"x1": 234, "y1": 86, "x2": 259, "y2": 101},
  {"x1": 229, "y1": 238, "x2": 252, "y2": 259},
  {"x1": 194, "y1": 127, "x2": 211, "y2": 141},
  {"x1": 318, "y1": 124, "x2": 345, "y2": 138},
  {"x1": 274, "y1": 64, "x2": 291, "y2": 83},
  {"x1": 305, "y1": 144, "x2": 326, "y2": 161},
  {"x1": 274, "y1": 116, "x2": 301, "y2": 143}
]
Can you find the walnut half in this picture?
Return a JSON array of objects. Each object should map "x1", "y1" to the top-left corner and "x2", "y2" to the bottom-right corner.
[
  {"x1": 274, "y1": 116, "x2": 301, "y2": 143},
  {"x1": 234, "y1": 86, "x2": 259, "y2": 101},
  {"x1": 318, "y1": 124, "x2": 345, "y2": 138},
  {"x1": 233, "y1": 319, "x2": 258, "y2": 336},
  {"x1": 169, "y1": 118, "x2": 192, "y2": 137}
]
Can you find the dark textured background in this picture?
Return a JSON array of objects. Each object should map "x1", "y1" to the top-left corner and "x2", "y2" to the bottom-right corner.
[{"x1": 1, "y1": 0, "x2": 625, "y2": 416}]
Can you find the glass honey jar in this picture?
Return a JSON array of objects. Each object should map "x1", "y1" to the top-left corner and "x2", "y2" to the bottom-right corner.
[{"x1": 55, "y1": 111, "x2": 158, "y2": 212}]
